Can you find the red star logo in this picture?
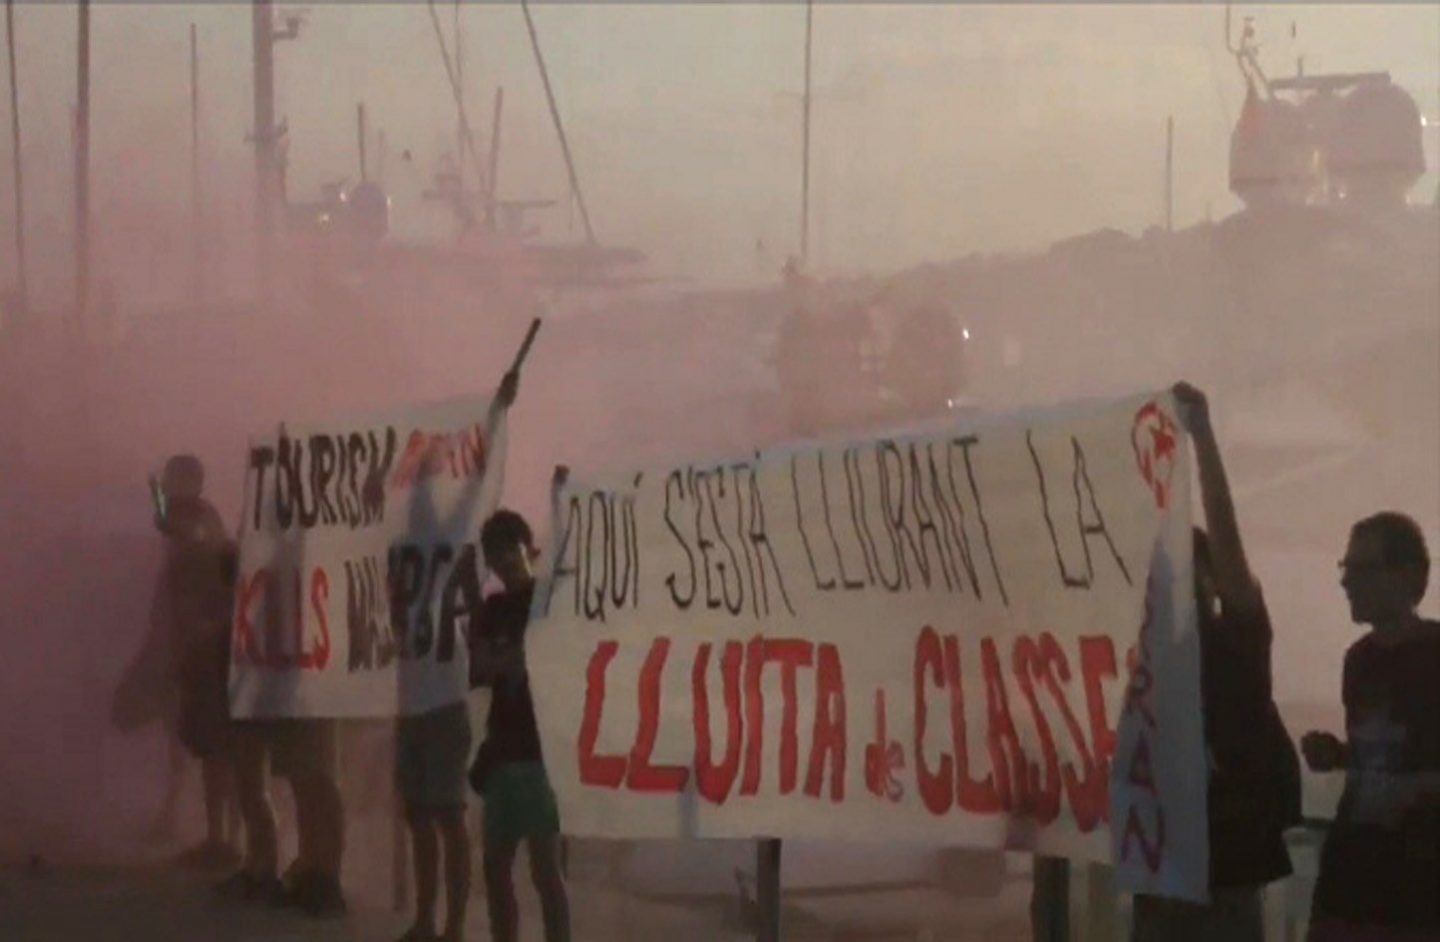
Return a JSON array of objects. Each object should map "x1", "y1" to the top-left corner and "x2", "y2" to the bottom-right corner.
[{"x1": 1132, "y1": 402, "x2": 1179, "y2": 510}]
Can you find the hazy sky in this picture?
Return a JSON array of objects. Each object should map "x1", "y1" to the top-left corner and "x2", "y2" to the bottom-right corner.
[{"x1": 2, "y1": 3, "x2": 1437, "y2": 293}]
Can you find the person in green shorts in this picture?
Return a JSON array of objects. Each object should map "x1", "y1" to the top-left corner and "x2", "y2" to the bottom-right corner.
[{"x1": 469, "y1": 507, "x2": 570, "y2": 942}]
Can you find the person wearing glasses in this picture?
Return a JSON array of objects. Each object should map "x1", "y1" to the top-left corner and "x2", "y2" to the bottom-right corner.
[{"x1": 1303, "y1": 512, "x2": 1440, "y2": 940}]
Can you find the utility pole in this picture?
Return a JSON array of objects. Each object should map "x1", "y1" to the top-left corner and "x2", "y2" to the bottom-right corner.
[
  {"x1": 799, "y1": 0, "x2": 813, "y2": 268},
  {"x1": 5, "y1": 0, "x2": 28, "y2": 321},
  {"x1": 1031, "y1": 858, "x2": 1070, "y2": 942},
  {"x1": 756, "y1": 839, "x2": 781, "y2": 942},
  {"x1": 74, "y1": 0, "x2": 91, "y2": 328},
  {"x1": 453, "y1": 0, "x2": 463, "y2": 194},
  {"x1": 1165, "y1": 115, "x2": 1174, "y2": 233},
  {"x1": 191, "y1": 22, "x2": 203, "y2": 303},
  {"x1": 250, "y1": 0, "x2": 302, "y2": 299},
  {"x1": 356, "y1": 102, "x2": 367, "y2": 182},
  {"x1": 487, "y1": 85, "x2": 504, "y2": 227},
  {"x1": 252, "y1": 0, "x2": 276, "y2": 297}
]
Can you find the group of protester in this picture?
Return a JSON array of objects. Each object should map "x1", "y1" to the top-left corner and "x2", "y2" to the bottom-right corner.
[
  {"x1": 118, "y1": 366, "x2": 1435, "y2": 942},
  {"x1": 118, "y1": 368, "x2": 569, "y2": 942},
  {"x1": 1134, "y1": 383, "x2": 1438, "y2": 942}
]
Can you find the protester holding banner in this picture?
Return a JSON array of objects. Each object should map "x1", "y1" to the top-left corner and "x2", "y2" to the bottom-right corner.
[
  {"x1": 114, "y1": 454, "x2": 238, "y2": 866},
  {"x1": 1303, "y1": 512, "x2": 1440, "y2": 940},
  {"x1": 217, "y1": 584, "x2": 346, "y2": 914},
  {"x1": 215, "y1": 703, "x2": 348, "y2": 916},
  {"x1": 217, "y1": 429, "x2": 349, "y2": 916},
  {"x1": 167, "y1": 456, "x2": 240, "y2": 869},
  {"x1": 215, "y1": 719, "x2": 282, "y2": 904},
  {"x1": 173, "y1": 534, "x2": 243, "y2": 857},
  {"x1": 469, "y1": 500, "x2": 571, "y2": 942},
  {"x1": 269, "y1": 719, "x2": 347, "y2": 916},
  {"x1": 1130, "y1": 383, "x2": 1300, "y2": 941},
  {"x1": 395, "y1": 369, "x2": 519, "y2": 942},
  {"x1": 221, "y1": 321, "x2": 538, "y2": 923}
]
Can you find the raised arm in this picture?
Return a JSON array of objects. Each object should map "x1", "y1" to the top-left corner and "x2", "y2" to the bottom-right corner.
[
  {"x1": 491, "y1": 369, "x2": 519, "y2": 423},
  {"x1": 1173, "y1": 382, "x2": 1262, "y2": 612},
  {"x1": 437, "y1": 369, "x2": 520, "y2": 536}
]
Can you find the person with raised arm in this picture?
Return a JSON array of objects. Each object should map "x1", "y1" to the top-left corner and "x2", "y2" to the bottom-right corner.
[
  {"x1": 1130, "y1": 382, "x2": 1300, "y2": 941},
  {"x1": 394, "y1": 368, "x2": 519, "y2": 942}
]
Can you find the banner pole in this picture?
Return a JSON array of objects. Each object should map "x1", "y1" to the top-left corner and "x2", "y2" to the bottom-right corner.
[
  {"x1": 508, "y1": 316, "x2": 542, "y2": 375},
  {"x1": 392, "y1": 795, "x2": 409, "y2": 912},
  {"x1": 1030, "y1": 856, "x2": 1070, "y2": 942},
  {"x1": 756, "y1": 838, "x2": 781, "y2": 942}
]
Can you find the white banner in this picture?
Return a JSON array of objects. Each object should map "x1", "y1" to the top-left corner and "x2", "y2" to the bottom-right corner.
[
  {"x1": 230, "y1": 395, "x2": 507, "y2": 719},
  {"x1": 528, "y1": 391, "x2": 1206, "y2": 900}
]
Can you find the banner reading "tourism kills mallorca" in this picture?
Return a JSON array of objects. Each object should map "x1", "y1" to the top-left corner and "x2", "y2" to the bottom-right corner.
[{"x1": 229, "y1": 394, "x2": 508, "y2": 722}]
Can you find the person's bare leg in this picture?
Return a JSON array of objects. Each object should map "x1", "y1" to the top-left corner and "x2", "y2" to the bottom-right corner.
[
  {"x1": 201, "y1": 757, "x2": 231, "y2": 849},
  {"x1": 287, "y1": 776, "x2": 315, "y2": 878},
  {"x1": 224, "y1": 760, "x2": 243, "y2": 848},
  {"x1": 528, "y1": 834, "x2": 571, "y2": 942},
  {"x1": 482, "y1": 836, "x2": 520, "y2": 942},
  {"x1": 407, "y1": 810, "x2": 439, "y2": 937},
  {"x1": 313, "y1": 772, "x2": 345, "y2": 883},
  {"x1": 437, "y1": 808, "x2": 470, "y2": 942},
  {"x1": 467, "y1": 805, "x2": 484, "y2": 898},
  {"x1": 151, "y1": 733, "x2": 186, "y2": 838},
  {"x1": 234, "y1": 735, "x2": 277, "y2": 879}
]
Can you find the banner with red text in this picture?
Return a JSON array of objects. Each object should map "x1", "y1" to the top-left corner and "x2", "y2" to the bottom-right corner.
[
  {"x1": 230, "y1": 395, "x2": 507, "y2": 719},
  {"x1": 528, "y1": 391, "x2": 1206, "y2": 900}
]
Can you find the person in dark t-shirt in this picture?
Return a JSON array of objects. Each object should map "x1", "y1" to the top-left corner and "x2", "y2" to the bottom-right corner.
[
  {"x1": 469, "y1": 502, "x2": 570, "y2": 942},
  {"x1": 1131, "y1": 383, "x2": 1300, "y2": 941},
  {"x1": 156, "y1": 454, "x2": 240, "y2": 868},
  {"x1": 1304, "y1": 512, "x2": 1440, "y2": 940}
]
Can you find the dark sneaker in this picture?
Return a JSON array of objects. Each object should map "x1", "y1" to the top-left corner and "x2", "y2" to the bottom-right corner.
[
  {"x1": 280, "y1": 859, "x2": 305, "y2": 886},
  {"x1": 215, "y1": 870, "x2": 285, "y2": 904},
  {"x1": 271, "y1": 871, "x2": 306, "y2": 909},
  {"x1": 299, "y1": 874, "x2": 347, "y2": 919},
  {"x1": 275, "y1": 870, "x2": 347, "y2": 918},
  {"x1": 175, "y1": 841, "x2": 241, "y2": 870},
  {"x1": 244, "y1": 874, "x2": 287, "y2": 905},
  {"x1": 395, "y1": 926, "x2": 440, "y2": 942},
  {"x1": 213, "y1": 870, "x2": 250, "y2": 900}
]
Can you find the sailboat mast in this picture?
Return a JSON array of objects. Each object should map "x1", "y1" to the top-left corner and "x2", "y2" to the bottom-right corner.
[
  {"x1": 252, "y1": 0, "x2": 277, "y2": 295},
  {"x1": 454, "y1": 0, "x2": 463, "y2": 193},
  {"x1": 6, "y1": 0, "x2": 29, "y2": 318},
  {"x1": 1165, "y1": 115, "x2": 1174, "y2": 233},
  {"x1": 75, "y1": 0, "x2": 91, "y2": 325},
  {"x1": 520, "y1": 0, "x2": 594, "y2": 245},
  {"x1": 425, "y1": 0, "x2": 486, "y2": 200},
  {"x1": 487, "y1": 85, "x2": 504, "y2": 225},
  {"x1": 357, "y1": 101, "x2": 368, "y2": 182},
  {"x1": 800, "y1": 0, "x2": 813, "y2": 268},
  {"x1": 191, "y1": 22, "x2": 204, "y2": 302}
]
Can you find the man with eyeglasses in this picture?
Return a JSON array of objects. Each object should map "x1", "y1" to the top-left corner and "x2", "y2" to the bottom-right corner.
[{"x1": 1303, "y1": 512, "x2": 1440, "y2": 940}]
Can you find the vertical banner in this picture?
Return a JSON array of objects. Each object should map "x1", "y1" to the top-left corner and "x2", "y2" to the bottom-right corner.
[
  {"x1": 230, "y1": 395, "x2": 507, "y2": 719},
  {"x1": 528, "y1": 391, "x2": 1206, "y2": 900}
]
